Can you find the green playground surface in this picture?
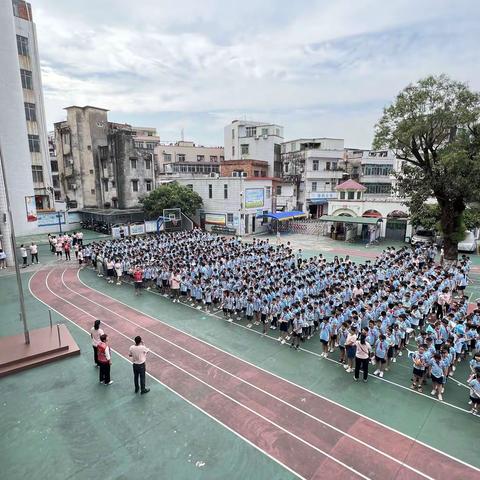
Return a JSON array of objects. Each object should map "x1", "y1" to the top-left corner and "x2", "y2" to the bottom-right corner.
[{"x1": 0, "y1": 236, "x2": 479, "y2": 480}]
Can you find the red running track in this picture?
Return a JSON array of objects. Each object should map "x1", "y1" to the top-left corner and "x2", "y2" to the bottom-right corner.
[{"x1": 29, "y1": 267, "x2": 480, "y2": 480}]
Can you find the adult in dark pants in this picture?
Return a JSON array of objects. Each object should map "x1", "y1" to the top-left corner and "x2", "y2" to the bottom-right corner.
[
  {"x1": 129, "y1": 336, "x2": 150, "y2": 394},
  {"x1": 97, "y1": 334, "x2": 113, "y2": 385},
  {"x1": 90, "y1": 319, "x2": 104, "y2": 366},
  {"x1": 354, "y1": 334, "x2": 372, "y2": 382}
]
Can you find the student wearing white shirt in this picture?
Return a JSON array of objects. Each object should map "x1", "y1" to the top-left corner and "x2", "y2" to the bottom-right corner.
[
  {"x1": 29, "y1": 242, "x2": 39, "y2": 264},
  {"x1": 129, "y1": 336, "x2": 150, "y2": 394},
  {"x1": 20, "y1": 244, "x2": 28, "y2": 268}
]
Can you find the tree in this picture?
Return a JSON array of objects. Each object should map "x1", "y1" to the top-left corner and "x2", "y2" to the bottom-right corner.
[
  {"x1": 373, "y1": 75, "x2": 480, "y2": 261},
  {"x1": 139, "y1": 181, "x2": 203, "y2": 219}
]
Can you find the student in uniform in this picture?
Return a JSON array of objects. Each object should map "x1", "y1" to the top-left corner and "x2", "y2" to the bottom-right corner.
[
  {"x1": 409, "y1": 344, "x2": 427, "y2": 392},
  {"x1": 319, "y1": 317, "x2": 331, "y2": 358},
  {"x1": 468, "y1": 372, "x2": 480, "y2": 416},
  {"x1": 373, "y1": 334, "x2": 388, "y2": 378},
  {"x1": 354, "y1": 333, "x2": 372, "y2": 382},
  {"x1": 429, "y1": 353, "x2": 445, "y2": 401}
]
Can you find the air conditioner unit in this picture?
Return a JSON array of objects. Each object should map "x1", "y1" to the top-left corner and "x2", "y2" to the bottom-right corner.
[
  {"x1": 72, "y1": 184, "x2": 77, "y2": 190},
  {"x1": 255, "y1": 136, "x2": 259, "y2": 140},
  {"x1": 209, "y1": 172, "x2": 219, "y2": 178},
  {"x1": 241, "y1": 172, "x2": 247, "y2": 177},
  {"x1": 263, "y1": 134, "x2": 268, "y2": 139}
]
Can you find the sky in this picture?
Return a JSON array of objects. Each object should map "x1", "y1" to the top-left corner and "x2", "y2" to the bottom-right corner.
[{"x1": 33, "y1": 0, "x2": 480, "y2": 148}]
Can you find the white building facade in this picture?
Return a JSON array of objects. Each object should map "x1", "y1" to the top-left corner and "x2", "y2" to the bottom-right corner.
[
  {"x1": 175, "y1": 177, "x2": 274, "y2": 235},
  {"x1": 281, "y1": 138, "x2": 346, "y2": 217},
  {"x1": 224, "y1": 120, "x2": 284, "y2": 177}
]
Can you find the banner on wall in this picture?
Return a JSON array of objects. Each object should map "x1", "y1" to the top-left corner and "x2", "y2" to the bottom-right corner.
[
  {"x1": 205, "y1": 213, "x2": 226, "y2": 225},
  {"x1": 145, "y1": 220, "x2": 158, "y2": 233},
  {"x1": 25, "y1": 196, "x2": 37, "y2": 222},
  {"x1": 129, "y1": 223, "x2": 145, "y2": 235},
  {"x1": 37, "y1": 212, "x2": 65, "y2": 227},
  {"x1": 245, "y1": 188, "x2": 264, "y2": 209}
]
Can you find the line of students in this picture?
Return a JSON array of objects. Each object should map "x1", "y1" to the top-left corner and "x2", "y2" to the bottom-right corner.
[{"x1": 86, "y1": 229, "x2": 480, "y2": 413}]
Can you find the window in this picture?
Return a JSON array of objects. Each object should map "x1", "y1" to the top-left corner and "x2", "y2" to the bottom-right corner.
[
  {"x1": 91, "y1": 189, "x2": 95, "y2": 194},
  {"x1": 276, "y1": 185, "x2": 282, "y2": 195},
  {"x1": 291, "y1": 142, "x2": 296, "y2": 152},
  {"x1": 89, "y1": 169, "x2": 94, "y2": 174},
  {"x1": 365, "y1": 183, "x2": 392, "y2": 194},
  {"x1": 275, "y1": 128, "x2": 280, "y2": 136},
  {"x1": 261, "y1": 128, "x2": 268, "y2": 136},
  {"x1": 63, "y1": 132, "x2": 70, "y2": 145},
  {"x1": 241, "y1": 144, "x2": 249, "y2": 155},
  {"x1": 220, "y1": 156, "x2": 224, "y2": 162},
  {"x1": 266, "y1": 187, "x2": 271, "y2": 199},
  {"x1": 28, "y1": 134, "x2": 40, "y2": 152},
  {"x1": 145, "y1": 158, "x2": 151, "y2": 169},
  {"x1": 163, "y1": 153, "x2": 172, "y2": 162},
  {"x1": 246, "y1": 126, "x2": 256, "y2": 137},
  {"x1": 232, "y1": 146, "x2": 235, "y2": 157},
  {"x1": 145, "y1": 142, "x2": 155, "y2": 149},
  {"x1": 340, "y1": 192, "x2": 345, "y2": 199},
  {"x1": 284, "y1": 163, "x2": 289, "y2": 173},
  {"x1": 197, "y1": 155, "x2": 205, "y2": 162},
  {"x1": 130, "y1": 158, "x2": 137, "y2": 169},
  {"x1": 311, "y1": 181, "x2": 317, "y2": 192},
  {"x1": 177, "y1": 154, "x2": 186, "y2": 162},
  {"x1": 50, "y1": 160, "x2": 58, "y2": 172},
  {"x1": 332, "y1": 162, "x2": 337, "y2": 170},
  {"x1": 131, "y1": 180, "x2": 139, "y2": 192},
  {"x1": 24, "y1": 102, "x2": 36, "y2": 121},
  {"x1": 357, "y1": 192, "x2": 361, "y2": 199},
  {"x1": 227, "y1": 213, "x2": 234, "y2": 224},
  {"x1": 232, "y1": 129, "x2": 235, "y2": 139},
  {"x1": 16, "y1": 35, "x2": 29, "y2": 56},
  {"x1": 134, "y1": 141, "x2": 143, "y2": 148},
  {"x1": 326, "y1": 162, "x2": 331, "y2": 171},
  {"x1": 103, "y1": 179, "x2": 109, "y2": 192},
  {"x1": 52, "y1": 176, "x2": 60, "y2": 188},
  {"x1": 224, "y1": 184, "x2": 228, "y2": 199},
  {"x1": 254, "y1": 170, "x2": 260, "y2": 177},
  {"x1": 31, "y1": 165, "x2": 43, "y2": 183},
  {"x1": 362, "y1": 164, "x2": 393, "y2": 176},
  {"x1": 348, "y1": 191, "x2": 355, "y2": 200},
  {"x1": 20, "y1": 69, "x2": 33, "y2": 89},
  {"x1": 312, "y1": 160, "x2": 319, "y2": 171},
  {"x1": 111, "y1": 180, "x2": 115, "y2": 187},
  {"x1": 261, "y1": 171, "x2": 266, "y2": 177},
  {"x1": 208, "y1": 184, "x2": 212, "y2": 199},
  {"x1": 145, "y1": 180, "x2": 152, "y2": 192},
  {"x1": 210, "y1": 155, "x2": 217, "y2": 162}
]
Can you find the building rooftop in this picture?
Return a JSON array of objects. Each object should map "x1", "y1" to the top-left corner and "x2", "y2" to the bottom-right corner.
[{"x1": 335, "y1": 179, "x2": 367, "y2": 191}]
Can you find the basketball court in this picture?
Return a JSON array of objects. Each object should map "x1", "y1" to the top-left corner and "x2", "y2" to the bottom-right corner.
[{"x1": 1, "y1": 235, "x2": 479, "y2": 479}]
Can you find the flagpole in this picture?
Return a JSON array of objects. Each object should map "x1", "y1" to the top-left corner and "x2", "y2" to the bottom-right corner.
[{"x1": 0, "y1": 140, "x2": 30, "y2": 344}]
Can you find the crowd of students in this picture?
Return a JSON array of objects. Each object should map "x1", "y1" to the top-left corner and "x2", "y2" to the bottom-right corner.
[{"x1": 81, "y1": 229, "x2": 480, "y2": 415}]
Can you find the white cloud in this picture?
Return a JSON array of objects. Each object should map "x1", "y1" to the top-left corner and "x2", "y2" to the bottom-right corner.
[{"x1": 33, "y1": 0, "x2": 480, "y2": 145}]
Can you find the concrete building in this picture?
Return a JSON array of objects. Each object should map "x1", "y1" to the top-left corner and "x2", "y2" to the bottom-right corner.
[
  {"x1": 326, "y1": 179, "x2": 411, "y2": 241},
  {"x1": 48, "y1": 132, "x2": 61, "y2": 201},
  {"x1": 360, "y1": 149, "x2": 401, "y2": 197},
  {"x1": 174, "y1": 176, "x2": 275, "y2": 235},
  {"x1": 219, "y1": 159, "x2": 268, "y2": 178},
  {"x1": 156, "y1": 141, "x2": 223, "y2": 176},
  {"x1": 12, "y1": 0, "x2": 54, "y2": 213},
  {"x1": 54, "y1": 106, "x2": 159, "y2": 210},
  {"x1": 0, "y1": 0, "x2": 55, "y2": 261},
  {"x1": 224, "y1": 120, "x2": 284, "y2": 177},
  {"x1": 281, "y1": 138, "x2": 347, "y2": 217}
]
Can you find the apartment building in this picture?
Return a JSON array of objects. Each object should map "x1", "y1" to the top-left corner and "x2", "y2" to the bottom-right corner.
[
  {"x1": 12, "y1": 0, "x2": 54, "y2": 212},
  {"x1": 360, "y1": 150, "x2": 401, "y2": 196},
  {"x1": 224, "y1": 120, "x2": 284, "y2": 177},
  {"x1": 54, "y1": 106, "x2": 159, "y2": 210},
  {"x1": 281, "y1": 138, "x2": 347, "y2": 217},
  {"x1": 156, "y1": 141, "x2": 223, "y2": 176}
]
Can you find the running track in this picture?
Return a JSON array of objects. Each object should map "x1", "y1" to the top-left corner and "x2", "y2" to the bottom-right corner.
[{"x1": 29, "y1": 267, "x2": 480, "y2": 480}]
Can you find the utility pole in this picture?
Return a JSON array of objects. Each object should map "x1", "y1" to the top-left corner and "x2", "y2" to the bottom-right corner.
[{"x1": 0, "y1": 141, "x2": 30, "y2": 344}]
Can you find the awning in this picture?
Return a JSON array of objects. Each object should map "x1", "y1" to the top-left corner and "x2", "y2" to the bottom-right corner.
[
  {"x1": 318, "y1": 215, "x2": 382, "y2": 225},
  {"x1": 257, "y1": 210, "x2": 307, "y2": 222}
]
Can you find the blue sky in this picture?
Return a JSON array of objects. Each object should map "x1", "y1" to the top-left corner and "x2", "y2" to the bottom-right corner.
[{"x1": 33, "y1": 0, "x2": 480, "y2": 148}]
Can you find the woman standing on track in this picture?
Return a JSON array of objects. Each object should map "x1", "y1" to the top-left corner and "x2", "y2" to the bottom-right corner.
[
  {"x1": 90, "y1": 319, "x2": 104, "y2": 367},
  {"x1": 97, "y1": 333, "x2": 113, "y2": 385},
  {"x1": 354, "y1": 334, "x2": 372, "y2": 382}
]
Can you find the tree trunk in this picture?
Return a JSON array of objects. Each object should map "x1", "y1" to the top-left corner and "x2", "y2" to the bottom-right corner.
[{"x1": 438, "y1": 200, "x2": 464, "y2": 262}]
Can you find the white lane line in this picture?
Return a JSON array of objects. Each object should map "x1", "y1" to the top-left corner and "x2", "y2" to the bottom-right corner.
[
  {"x1": 76, "y1": 269, "x2": 480, "y2": 473},
  {"x1": 54, "y1": 269, "x2": 370, "y2": 480},
  {"x1": 61, "y1": 271, "x2": 433, "y2": 480},
  {"x1": 28, "y1": 269, "x2": 306, "y2": 480}
]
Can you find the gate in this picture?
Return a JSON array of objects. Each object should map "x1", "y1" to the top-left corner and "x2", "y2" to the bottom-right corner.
[{"x1": 385, "y1": 218, "x2": 407, "y2": 241}]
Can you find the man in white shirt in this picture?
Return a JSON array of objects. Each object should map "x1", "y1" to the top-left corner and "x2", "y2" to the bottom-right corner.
[
  {"x1": 19, "y1": 244, "x2": 28, "y2": 268},
  {"x1": 129, "y1": 336, "x2": 150, "y2": 394}
]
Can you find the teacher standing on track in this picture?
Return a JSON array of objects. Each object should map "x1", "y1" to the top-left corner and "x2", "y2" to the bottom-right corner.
[{"x1": 129, "y1": 336, "x2": 150, "y2": 395}]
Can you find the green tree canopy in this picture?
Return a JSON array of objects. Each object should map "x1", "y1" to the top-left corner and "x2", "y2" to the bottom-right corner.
[
  {"x1": 139, "y1": 181, "x2": 203, "y2": 219},
  {"x1": 373, "y1": 75, "x2": 480, "y2": 260}
]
